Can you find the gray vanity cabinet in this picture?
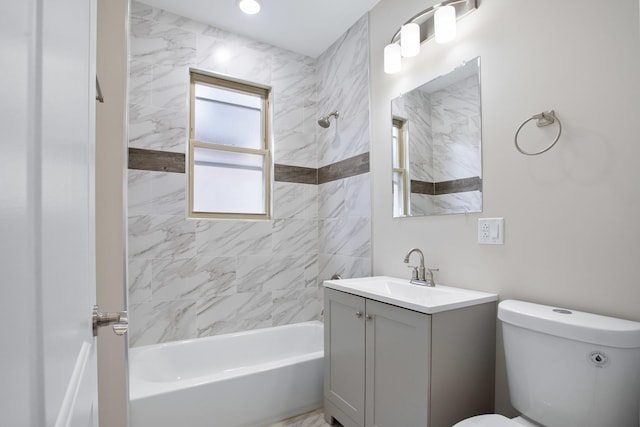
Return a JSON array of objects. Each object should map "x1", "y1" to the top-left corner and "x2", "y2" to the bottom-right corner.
[
  {"x1": 323, "y1": 289, "x2": 366, "y2": 426},
  {"x1": 323, "y1": 287, "x2": 496, "y2": 427},
  {"x1": 364, "y1": 298, "x2": 431, "y2": 427}
]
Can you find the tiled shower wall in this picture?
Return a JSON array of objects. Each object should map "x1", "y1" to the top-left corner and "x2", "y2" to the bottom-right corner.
[
  {"x1": 317, "y1": 16, "x2": 372, "y2": 280},
  {"x1": 127, "y1": 2, "x2": 371, "y2": 347}
]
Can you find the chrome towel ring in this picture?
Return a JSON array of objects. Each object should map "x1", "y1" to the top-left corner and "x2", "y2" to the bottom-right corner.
[{"x1": 514, "y1": 110, "x2": 562, "y2": 155}]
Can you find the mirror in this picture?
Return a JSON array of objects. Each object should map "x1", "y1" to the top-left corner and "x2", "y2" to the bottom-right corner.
[{"x1": 392, "y1": 57, "x2": 482, "y2": 217}]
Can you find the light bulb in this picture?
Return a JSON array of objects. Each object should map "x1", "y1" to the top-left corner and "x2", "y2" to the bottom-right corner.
[
  {"x1": 384, "y1": 43, "x2": 402, "y2": 74},
  {"x1": 400, "y1": 23, "x2": 420, "y2": 58},
  {"x1": 434, "y1": 5, "x2": 456, "y2": 44},
  {"x1": 215, "y1": 48, "x2": 231, "y2": 63},
  {"x1": 237, "y1": 0, "x2": 261, "y2": 15}
]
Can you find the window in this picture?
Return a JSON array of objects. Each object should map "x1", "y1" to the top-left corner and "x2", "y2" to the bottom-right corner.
[
  {"x1": 189, "y1": 71, "x2": 271, "y2": 219},
  {"x1": 392, "y1": 118, "x2": 408, "y2": 217}
]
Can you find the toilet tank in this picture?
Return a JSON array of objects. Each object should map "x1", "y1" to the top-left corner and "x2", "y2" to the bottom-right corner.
[{"x1": 499, "y1": 300, "x2": 640, "y2": 427}]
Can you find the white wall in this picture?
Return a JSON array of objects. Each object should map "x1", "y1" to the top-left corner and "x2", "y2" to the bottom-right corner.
[{"x1": 370, "y1": 0, "x2": 640, "y2": 415}]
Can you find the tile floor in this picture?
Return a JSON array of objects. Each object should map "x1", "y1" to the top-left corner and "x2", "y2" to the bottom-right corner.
[{"x1": 263, "y1": 409, "x2": 339, "y2": 427}]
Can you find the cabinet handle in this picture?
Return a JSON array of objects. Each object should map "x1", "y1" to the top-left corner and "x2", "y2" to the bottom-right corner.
[
  {"x1": 365, "y1": 314, "x2": 372, "y2": 321},
  {"x1": 356, "y1": 311, "x2": 362, "y2": 318}
]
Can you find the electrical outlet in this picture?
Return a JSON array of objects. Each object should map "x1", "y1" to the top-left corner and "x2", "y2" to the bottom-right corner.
[
  {"x1": 481, "y1": 222, "x2": 490, "y2": 240},
  {"x1": 478, "y1": 218, "x2": 504, "y2": 244}
]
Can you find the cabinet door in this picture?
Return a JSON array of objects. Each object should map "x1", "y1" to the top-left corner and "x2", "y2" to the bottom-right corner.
[
  {"x1": 365, "y1": 300, "x2": 431, "y2": 427},
  {"x1": 324, "y1": 288, "x2": 366, "y2": 426}
]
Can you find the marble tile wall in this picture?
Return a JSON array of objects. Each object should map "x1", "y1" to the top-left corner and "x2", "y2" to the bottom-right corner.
[
  {"x1": 405, "y1": 89, "x2": 436, "y2": 215},
  {"x1": 401, "y1": 74, "x2": 481, "y2": 215},
  {"x1": 430, "y1": 74, "x2": 481, "y2": 183},
  {"x1": 316, "y1": 15, "x2": 372, "y2": 282},
  {"x1": 431, "y1": 74, "x2": 481, "y2": 214},
  {"x1": 127, "y1": 3, "x2": 372, "y2": 347},
  {"x1": 405, "y1": 89, "x2": 434, "y2": 184},
  {"x1": 317, "y1": 15, "x2": 370, "y2": 168},
  {"x1": 128, "y1": 173, "x2": 322, "y2": 346},
  {"x1": 127, "y1": 1, "x2": 321, "y2": 347}
]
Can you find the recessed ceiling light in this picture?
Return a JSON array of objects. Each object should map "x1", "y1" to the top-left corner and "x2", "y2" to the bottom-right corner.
[{"x1": 237, "y1": 0, "x2": 261, "y2": 15}]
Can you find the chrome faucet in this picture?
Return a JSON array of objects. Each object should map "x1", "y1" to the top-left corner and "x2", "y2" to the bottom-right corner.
[{"x1": 403, "y1": 248, "x2": 438, "y2": 287}]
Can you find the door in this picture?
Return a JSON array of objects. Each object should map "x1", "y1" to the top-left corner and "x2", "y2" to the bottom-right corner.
[
  {"x1": 95, "y1": 0, "x2": 130, "y2": 425},
  {"x1": 0, "y1": 0, "x2": 104, "y2": 426},
  {"x1": 365, "y1": 300, "x2": 431, "y2": 427}
]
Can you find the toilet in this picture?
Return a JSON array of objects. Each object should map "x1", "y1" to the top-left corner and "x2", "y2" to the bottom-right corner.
[{"x1": 455, "y1": 300, "x2": 640, "y2": 427}]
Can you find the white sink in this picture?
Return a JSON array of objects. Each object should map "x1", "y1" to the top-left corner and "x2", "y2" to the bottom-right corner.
[{"x1": 323, "y1": 276, "x2": 497, "y2": 314}]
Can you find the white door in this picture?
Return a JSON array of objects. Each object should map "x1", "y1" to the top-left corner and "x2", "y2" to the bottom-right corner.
[{"x1": 0, "y1": 0, "x2": 104, "y2": 426}]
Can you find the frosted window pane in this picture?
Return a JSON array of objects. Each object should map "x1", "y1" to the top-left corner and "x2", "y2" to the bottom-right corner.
[
  {"x1": 195, "y1": 85, "x2": 261, "y2": 109},
  {"x1": 393, "y1": 171, "x2": 404, "y2": 217},
  {"x1": 392, "y1": 126, "x2": 400, "y2": 168},
  {"x1": 194, "y1": 83, "x2": 262, "y2": 149},
  {"x1": 193, "y1": 147, "x2": 265, "y2": 214}
]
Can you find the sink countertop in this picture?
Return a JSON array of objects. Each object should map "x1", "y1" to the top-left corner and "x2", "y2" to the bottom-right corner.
[{"x1": 323, "y1": 276, "x2": 497, "y2": 314}]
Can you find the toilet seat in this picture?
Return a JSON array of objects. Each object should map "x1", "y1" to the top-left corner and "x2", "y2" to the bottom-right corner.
[{"x1": 453, "y1": 414, "x2": 521, "y2": 427}]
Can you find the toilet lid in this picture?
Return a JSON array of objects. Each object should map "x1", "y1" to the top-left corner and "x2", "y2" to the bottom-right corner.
[{"x1": 453, "y1": 414, "x2": 521, "y2": 427}]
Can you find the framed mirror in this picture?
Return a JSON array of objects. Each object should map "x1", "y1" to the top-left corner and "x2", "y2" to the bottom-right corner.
[{"x1": 392, "y1": 57, "x2": 482, "y2": 217}]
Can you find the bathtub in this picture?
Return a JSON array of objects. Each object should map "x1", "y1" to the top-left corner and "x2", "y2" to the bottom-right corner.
[{"x1": 129, "y1": 321, "x2": 324, "y2": 427}]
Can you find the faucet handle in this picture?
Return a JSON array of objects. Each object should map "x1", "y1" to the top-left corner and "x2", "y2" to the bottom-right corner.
[
  {"x1": 406, "y1": 265, "x2": 419, "y2": 280},
  {"x1": 425, "y1": 268, "x2": 439, "y2": 286}
]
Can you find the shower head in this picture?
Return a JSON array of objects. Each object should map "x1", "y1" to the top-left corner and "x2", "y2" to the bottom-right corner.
[
  {"x1": 317, "y1": 117, "x2": 331, "y2": 128},
  {"x1": 318, "y1": 111, "x2": 339, "y2": 128}
]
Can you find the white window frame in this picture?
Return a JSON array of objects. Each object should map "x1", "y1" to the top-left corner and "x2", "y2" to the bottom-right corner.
[
  {"x1": 188, "y1": 70, "x2": 271, "y2": 219},
  {"x1": 392, "y1": 117, "x2": 409, "y2": 216}
]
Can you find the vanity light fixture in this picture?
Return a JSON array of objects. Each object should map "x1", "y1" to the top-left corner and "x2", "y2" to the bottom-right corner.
[
  {"x1": 384, "y1": 0, "x2": 477, "y2": 74},
  {"x1": 237, "y1": 0, "x2": 261, "y2": 15},
  {"x1": 434, "y1": 5, "x2": 457, "y2": 43},
  {"x1": 400, "y1": 23, "x2": 420, "y2": 57},
  {"x1": 384, "y1": 43, "x2": 402, "y2": 74}
]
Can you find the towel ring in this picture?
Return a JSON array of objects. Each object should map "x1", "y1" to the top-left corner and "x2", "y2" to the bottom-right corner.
[{"x1": 514, "y1": 110, "x2": 562, "y2": 156}]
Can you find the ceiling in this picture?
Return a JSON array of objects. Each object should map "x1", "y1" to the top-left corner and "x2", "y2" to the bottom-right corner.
[{"x1": 141, "y1": 0, "x2": 383, "y2": 58}]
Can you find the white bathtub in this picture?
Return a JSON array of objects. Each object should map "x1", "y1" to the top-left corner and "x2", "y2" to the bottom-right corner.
[{"x1": 129, "y1": 321, "x2": 324, "y2": 427}]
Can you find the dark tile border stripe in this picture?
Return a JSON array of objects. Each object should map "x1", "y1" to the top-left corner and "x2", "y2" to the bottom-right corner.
[
  {"x1": 436, "y1": 176, "x2": 482, "y2": 195},
  {"x1": 410, "y1": 180, "x2": 436, "y2": 195},
  {"x1": 128, "y1": 147, "x2": 370, "y2": 184},
  {"x1": 274, "y1": 164, "x2": 318, "y2": 185},
  {"x1": 128, "y1": 148, "x2": 185, "y2": 173},
  {"x1": 411, "y1": 176, "x2": 482, "y2": 195},
  {"x1": 318, "y1": 152, "x2": 369, "y2": 184}
]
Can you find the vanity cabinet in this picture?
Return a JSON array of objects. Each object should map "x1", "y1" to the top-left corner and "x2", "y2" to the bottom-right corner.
[{"x1": 323, "y1": 287, "x2": 496, "y2": 427}]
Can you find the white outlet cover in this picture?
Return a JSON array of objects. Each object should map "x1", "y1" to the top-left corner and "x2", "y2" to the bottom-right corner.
[{"x1": 478, "y1": 218, "x2": 504, "y2": 244}]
